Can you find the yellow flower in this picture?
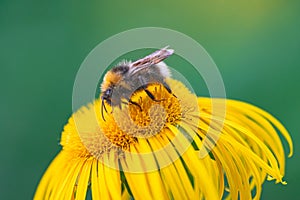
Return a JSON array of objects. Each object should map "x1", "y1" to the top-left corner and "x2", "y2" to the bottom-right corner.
[{"x1": 34, "y1": 79, "x2": 293, "y2": 200}]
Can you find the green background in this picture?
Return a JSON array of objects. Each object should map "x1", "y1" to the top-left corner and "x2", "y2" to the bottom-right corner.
[{"x1": 1, "y1": 0, "x2": 299, "y2": 199}]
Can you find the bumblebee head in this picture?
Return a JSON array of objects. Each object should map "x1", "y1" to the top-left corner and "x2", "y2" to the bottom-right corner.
[
  {"x1": 100, "y1": 64, "x2": 130, "y2": 93},
  {"x1": 100, "y1": 64, "x2": 130, "y2": 120}
]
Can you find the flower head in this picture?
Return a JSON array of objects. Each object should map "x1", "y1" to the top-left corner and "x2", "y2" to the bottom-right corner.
[{"x1": 35, "y1": 79, "x2": 293, "y2": 200}]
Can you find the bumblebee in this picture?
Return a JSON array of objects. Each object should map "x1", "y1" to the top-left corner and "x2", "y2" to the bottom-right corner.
[{"x1": 100, "y1": 46, "x2": 174, "y2": 120}]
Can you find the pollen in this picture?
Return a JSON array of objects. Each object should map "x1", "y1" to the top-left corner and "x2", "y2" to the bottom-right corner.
[
  {"x1": 63, "y1": 79, "x2": 199, "y2": 160},
  {"x1": 97, "y1": 79, "x2": 198, "y2": 153}
]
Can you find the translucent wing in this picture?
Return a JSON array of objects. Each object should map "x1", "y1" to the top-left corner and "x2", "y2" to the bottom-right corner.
[{"x1": 130, "y1": 46, "x2": 174, "y2": 71}]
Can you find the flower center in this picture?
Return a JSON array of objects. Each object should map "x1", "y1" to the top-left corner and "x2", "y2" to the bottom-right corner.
[
  {"x1": 99, "y1": 82, "x2": 183, "y2": 149},
  {"x1": 71, "y1": 79, "x2": 199, "y2": 161}
]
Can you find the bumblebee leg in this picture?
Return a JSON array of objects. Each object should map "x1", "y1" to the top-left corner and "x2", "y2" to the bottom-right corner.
[
  {"x1": 121, "y1": 100, "x2": 128, "y2": 106},
  {"x1": 122, "y1": 99, "x2": 142, "y2": 111},
  {"x1": 129, "y1": 100, "x2": 142, "y2": 111},
  {"x1": 138, "y1": 76, "x2": 164, "y2": 102},
  {"x1": 162, "y1": 81, "x2": 177, "y2": 98},
  {"x1": 143, "y1": 86, "x2": 165, "y2": 102}
]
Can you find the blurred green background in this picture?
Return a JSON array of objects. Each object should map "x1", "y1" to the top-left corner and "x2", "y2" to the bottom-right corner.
[{"x1": 1, "y1": 0, "x2": 299, "y2": 199}]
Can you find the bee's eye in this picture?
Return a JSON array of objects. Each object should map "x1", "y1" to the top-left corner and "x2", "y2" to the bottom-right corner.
[{"x1": 106, "y1": 88, "x2": 112, "y2": 95}]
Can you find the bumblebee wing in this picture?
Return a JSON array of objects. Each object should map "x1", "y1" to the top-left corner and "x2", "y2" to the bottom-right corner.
[{"x1": 130, "y1": 46, "x2": 174, "y2": 74}]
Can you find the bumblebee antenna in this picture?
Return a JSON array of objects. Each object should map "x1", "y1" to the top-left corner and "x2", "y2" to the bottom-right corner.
[{"x1": 101, "y1": 97, "x2": 108, "y2": 121}]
